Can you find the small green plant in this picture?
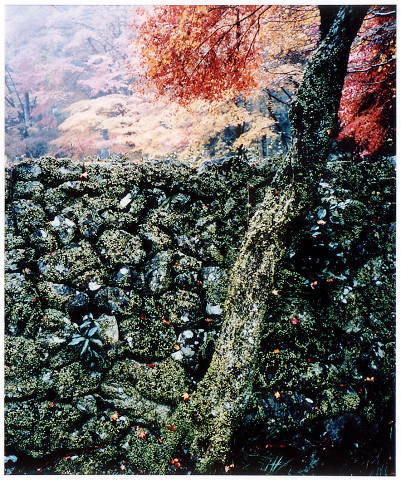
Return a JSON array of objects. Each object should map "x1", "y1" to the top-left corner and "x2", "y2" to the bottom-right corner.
[{"x1": 68, "y1": 314, "x2": 104, "y2": 366}]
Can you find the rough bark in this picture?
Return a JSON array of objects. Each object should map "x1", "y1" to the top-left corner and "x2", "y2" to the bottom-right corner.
[
  {"x1": 289, "y1": 6, "x2": 369, "y2": 191},
  {"x1": 166, "y1": 7, "x2": 369, "y2": 473}
]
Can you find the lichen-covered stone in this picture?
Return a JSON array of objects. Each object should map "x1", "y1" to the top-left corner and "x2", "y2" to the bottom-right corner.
[
  {"x1": 35, "y1": 309, "x2": 75, "y2": 353},
  {"x1": 173, "y1": 253, "x2": 202, "y2": 273},
  {"x1": 12, "y1": 199, "x2": 46, "y2": 232},
  {"x1": 43, "y1": 186, "x2": 70, "y2": 215},
  {"x1": 147, "y1": 206, "x2": 189, "y2": 234},
  {"x1": 77, "y1": 208, "x2": 104, "y2": 239},
  {"x1": 5, "y1": 399, "x2": 94, "y2": 457},
  {"x1": 48, "y1": 214, "x2": 77, "y2": 245},
  {"x1": 29, "y1": 228, "x2": 58, "y2": 254},
  {"x1": 97, "y1": 313, "x2": 119, "y2": 344},
  {"x1": 94, "y1": 287, "x2": 142, "y2": 316},
  {"x1": 38, "y1": 241, "x2": 105, "y2": 289},
  {"x1": 36, "y1": 282, "x2": 89, "y2": 315},
  {"x1": 160, "y1": 290, "x2": 202, "y2": 327},
  {"x1": 202, "y1": 266, "x2": 228, "y2": 306},
  {"x1": 5, "y1": 273, "x2": 41, "y2": 336},
  {"x1": 5, "y1": 248, "x2": 27, "y2": 272},
  {"x1": 113, "y1": 265, "x2": 139, "y2": 288},
  {"x1": 100, "y1": 362, "x2": 173, "y2": 424},
  {"x1": 51, "y1": 362, "x2": 102, "y2": 399},
  {"x1": 98, "y1": 229, "x2": 145, "y2": 266},
  {"x1": 145, "y1": 250, "x2": 173, "y2": 294},
  {"x1": 119, "y1": 314, "x2": 176, "y2": 361},
  {"x1": 37, "y1": 156, "x2": 82, "y2": 184},
  {"x1": 4, "y1": 336, "x2": 42, "y2": 399},
  {"x1": 13, "y1": 160, "x2": 42, "y2": 181},
  {"x1": 13, "y1": 180, "x2": 44, "y2": 203},
  {"x1": 139, "y1": 224, "x2": 172, "y2": 254}
]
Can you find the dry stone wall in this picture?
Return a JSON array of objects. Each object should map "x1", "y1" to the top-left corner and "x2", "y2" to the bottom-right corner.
[
  {"x1": 4, "y1": 155, "x2": 271, "y2": 472},
  {"x1": 4, "y1": 154, "x2": 395, "y2": 475}
]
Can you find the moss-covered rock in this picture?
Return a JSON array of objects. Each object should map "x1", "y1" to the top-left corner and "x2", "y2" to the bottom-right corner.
[
  {"x1": 4, "y1": 336, "x2": 42, "y2": 399},
  {"x1": 38, "y1": 241, "x2": 106, "y2": 289},
  {"x1": 98, "y1": 229, "x2": 145, "y2": 266},
  {"x1": 159, "y1": 290, "x2": 202, "y2": 327}
]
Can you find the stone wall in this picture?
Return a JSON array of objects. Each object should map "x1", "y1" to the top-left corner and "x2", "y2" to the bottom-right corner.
[
  {"x1": 4, "y1": 155, "x2": 271, "y2": 473},
  {"x1": 4, "y1": 154, "x2": 395, "y2": 474}
]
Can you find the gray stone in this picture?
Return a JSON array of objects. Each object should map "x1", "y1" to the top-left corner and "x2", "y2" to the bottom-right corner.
[
  {"x1": 14, "y1": 161, "x2": 42, "y2": 181},
  {"x1": 145, "y1": 250, "x2": 172, "y2": 294},
  {"x1": 97, "y1": 314, "x2": 119, "y2": 344},
  {"x1": 94, "y1": 287, "x2": 142, "y2": 315},
  {"x1": 98, "y1": 229, "x2": 145, "y2": 266}
]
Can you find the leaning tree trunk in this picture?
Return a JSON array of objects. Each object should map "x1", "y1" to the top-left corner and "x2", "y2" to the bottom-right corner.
[{"x1": 164, "y1": 6, "x2": 368, "y2": 473}]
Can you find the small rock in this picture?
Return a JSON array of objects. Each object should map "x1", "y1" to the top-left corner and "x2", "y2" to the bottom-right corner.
[{"x1": 97, "y1": 314, "x2": 119, "y2": 344}]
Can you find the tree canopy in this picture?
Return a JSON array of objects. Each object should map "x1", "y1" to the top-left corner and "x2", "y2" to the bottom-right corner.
[{"x1": 132, "y1": 5, "x2": 395, "y2": 156}]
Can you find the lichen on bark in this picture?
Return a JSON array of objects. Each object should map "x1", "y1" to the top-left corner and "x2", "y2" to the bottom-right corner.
[{"x1": 171, "y1": 6, "x2": 369, "y2": 472}]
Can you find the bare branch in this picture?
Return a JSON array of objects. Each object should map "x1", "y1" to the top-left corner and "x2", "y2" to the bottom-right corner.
[{"x1": 348, "y1": 57, "x2": 395, "y2": 73}]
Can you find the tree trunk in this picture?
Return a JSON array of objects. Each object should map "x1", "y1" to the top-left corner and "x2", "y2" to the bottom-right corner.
[{"x1": 165, "y1": 6, "x2": 368, "y2": 473}]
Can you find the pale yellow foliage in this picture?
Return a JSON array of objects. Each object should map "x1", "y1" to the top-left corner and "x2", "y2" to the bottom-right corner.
[
  {"x1": 52, "y1": 92, "x2": 279, "y2": 160},
  {"x1": 52, "y1": 94, "x2": 198, "y2": 159}
]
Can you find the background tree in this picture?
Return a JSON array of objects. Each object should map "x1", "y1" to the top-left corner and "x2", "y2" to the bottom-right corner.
[
  {"x1": 5, "y1": 5, "x2": 133, "y2": 158},
  {"x1": 133, "y1": 5, "x2": 395, "y2": 158},
  {"x1": 338, "y1": 7, "x2": 396, "y2": 155}
]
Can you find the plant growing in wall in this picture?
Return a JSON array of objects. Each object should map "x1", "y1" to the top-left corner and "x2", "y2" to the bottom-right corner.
[{"x1": 68, "y1": 314, "x2": 104, "y2": 367}]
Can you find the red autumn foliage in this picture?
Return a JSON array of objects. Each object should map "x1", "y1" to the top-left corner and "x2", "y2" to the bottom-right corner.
[
  {"x1": 131, "y1": 5, "x2": 319, "y2": 107},
  {"x1": 132, "y1": 5, "x2": 395, "y2": 156},
  {"x1": 338, "y1": 6, "x2": 396, "y2": 155}
]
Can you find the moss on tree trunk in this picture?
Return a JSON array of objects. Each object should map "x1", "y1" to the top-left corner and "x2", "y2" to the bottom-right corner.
[{"x1": 161, "y1": 7, "x2": 369, "y2": 473}]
